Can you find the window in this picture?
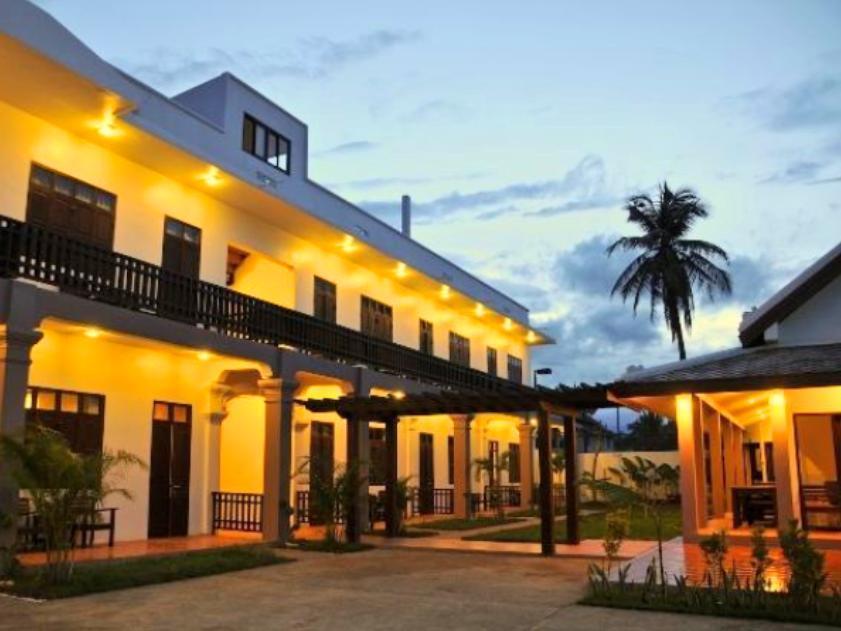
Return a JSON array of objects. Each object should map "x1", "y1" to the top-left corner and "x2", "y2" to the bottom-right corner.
[
  {"x1": 508, "y1": 443, "x2": 520, "y2": 484},
  {"x1": 25, "y1": 386, "x2": 105, "y2": 455},
  {"x1": 419, "y1": 319, "x2": 434, "y2": 355},
  {"x1": 369, "y1": 427, "x2": 386, "y2": 486},
  {"x1": 507, "y1": 355, "x2": 523, "y2": 383},
  {"x1": 449, "y1": 332, "x2": 470, "y2": 367},
  {"x1": 242, "y1": 114, "x2": 290, "y2": 172},
  {"x1": 361, "y1": 296, "x2": 393, "y2": 341},
  {"x1": 26, "y1": 163, "x2": 116, "y2": 250},
  {"x1": 487, "y1": 347, "x2": 498, "y2": 376},
  {"x1": 162, "y1": 217, "x2": 201, "y2": 279},
  {"x1": 314, "y1": 277, "x2": 337, "y2": 323},
  {"x1": 448, "y1": 436, "x2": 454, "y2": 485}
]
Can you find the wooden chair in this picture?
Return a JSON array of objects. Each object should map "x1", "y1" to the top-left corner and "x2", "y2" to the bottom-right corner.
[
  {"x1": 72, "y1": 498, "x2": 117, "y2": 548},
  {"x1": 16, "y1": 497, "x2": 42, "y2": 551}
]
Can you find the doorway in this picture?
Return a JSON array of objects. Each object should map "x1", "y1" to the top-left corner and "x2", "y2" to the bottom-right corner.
[
  {"x1": 309, "y1": 421, "x2": 334, "y2": 524},
  {"x1": 795, "y1": 414, "x2": 841, "y2": 530},
  {"x1": 148, "y1": 402, "x2": 192, "y2": 538}
]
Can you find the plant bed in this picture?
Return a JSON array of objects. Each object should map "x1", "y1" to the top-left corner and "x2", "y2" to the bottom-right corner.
[
  {"x1": 292, "y1": 539, "x2": 375, "y2": 553},
  {"x1": 368, "y1": 528, "x2": 437, "y2": 538},
  {"x1": 412, "y1": 516, "x2": 525, "y2": 531},
  {"x1": 580, "y1": 584, "x2": 841, "y2": 627},
  {"x1": 2, "y1": 545, "x2": 286, "y2": 600},
  {"x1": 464, "y1": 504, "x2": 681, "y2": 543}
]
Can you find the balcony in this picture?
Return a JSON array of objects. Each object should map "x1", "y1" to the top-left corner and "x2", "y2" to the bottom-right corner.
[{"x1": 0, "y1": 215, "x2": 525, "y2": 393}]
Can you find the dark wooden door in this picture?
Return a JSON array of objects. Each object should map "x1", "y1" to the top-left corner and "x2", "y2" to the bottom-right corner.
[
  {"x1": 419, "y1": 433, "x2": 434, "y2": 514},
  {"x1": 159, "y1": 218, "x2": 201, "y2": 320},
  {"x1": 148, "y1": 402, "x2": 192, "y2": 538},
  {"x1": 309, "y1": 422, "x2": 334, "y2": 524}
]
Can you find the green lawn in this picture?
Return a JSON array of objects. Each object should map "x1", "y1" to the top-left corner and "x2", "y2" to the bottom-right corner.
[
  {"x1": 464, "y1": 504, "x2": 682, "y2": 543},
  {"x1": 292, "y1": 540, "x2": 375, "y2": 553},
  {"x1": 412, "y1": 516, "x2": 526, "y2": 531},
  {"x1": 3, "y1": 545, "x2": 287, "y2": 600}
]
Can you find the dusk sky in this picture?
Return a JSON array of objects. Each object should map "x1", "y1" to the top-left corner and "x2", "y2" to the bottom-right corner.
[{"x1": 36, "y1": 1, "x2": 841, "y2": 393}]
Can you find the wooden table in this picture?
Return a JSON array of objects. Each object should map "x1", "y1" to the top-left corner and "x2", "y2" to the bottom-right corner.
[{"x1": 732, "y1": 485, "x2": 777, "y2": 528}]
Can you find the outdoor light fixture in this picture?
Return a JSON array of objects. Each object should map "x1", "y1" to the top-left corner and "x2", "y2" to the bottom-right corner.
[
  {"x1": 475, "y1": 303, "x2": 485, "y2": 317},
  {"x1": 340, "y1": 234, "x2": 356, "y2": 253},
  {"x1": 200, "y1": 166, "x2": 222, "y2": 187},
  {"x1": 533, "y1": 367, "x2": 552, "y2": 387},
  {"x1": 84, "y1": 327, "x2": 101, "y2": 339},
  {"x1": 395, "y1": 261, "x2": 408, "y2": 278},
  {"x1": 503, "y1": 317, "x2": 513, "y2": 331},
  {"x1": 440, "y1": 284, "x2": 451, "y2": 299},
  {"x1": 391, "y1": 391, "x2": 406, "y2": 400},
  {"x1": 197, "y1": 350, "x2": 211, "y2": 361},
  {"x1": 526, "y1": 330, "x2": 537, "y2": 343}
]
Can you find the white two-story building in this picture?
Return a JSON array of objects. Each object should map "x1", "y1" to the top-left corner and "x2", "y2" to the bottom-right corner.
[{"x1": 0, "y1": 1, "x2": 557, "y2": 547}]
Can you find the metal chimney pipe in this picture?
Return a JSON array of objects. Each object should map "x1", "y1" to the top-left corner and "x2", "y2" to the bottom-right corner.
[{"x1": 401, "y1": 195, "x2": 411, "y2": 238}]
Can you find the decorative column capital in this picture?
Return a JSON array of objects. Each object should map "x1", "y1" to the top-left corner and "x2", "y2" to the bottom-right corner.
[
  {"x1": 451, "y1": 414, "x2": 474, "y2": 431},
  {"x1": 518, "y1": 422, "x2": 535, "y2": 437},
  {"x1": 258, "y1": 378, "x2": 298, "y2": 402},
  {"x1": 0, "y1": 327, "x2": 43, "y2": 365}
]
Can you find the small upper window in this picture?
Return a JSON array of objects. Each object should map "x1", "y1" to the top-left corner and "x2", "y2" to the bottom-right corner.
[
  {"x1": 242, "y1": 114, "x2": 289, "y2": 173},
  {"x1": 507, "y1": 355, "x2": 523, "y2": 383}
]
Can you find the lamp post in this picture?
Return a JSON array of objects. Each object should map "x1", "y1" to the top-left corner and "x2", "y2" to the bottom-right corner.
[{"x1": 533, "y1": 367, "x2": 553, "y2": 388}]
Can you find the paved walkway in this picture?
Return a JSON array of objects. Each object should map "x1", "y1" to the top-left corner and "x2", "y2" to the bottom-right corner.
[
  {"x1": 0, "y1": 548, "x2": 823, "y2": 630},
  {"x1": 368, "y1": 512, "x2": 655, "y2": 559},
  {"x1": 17, "y1": 533, "x2": 260, "y2": 567}
]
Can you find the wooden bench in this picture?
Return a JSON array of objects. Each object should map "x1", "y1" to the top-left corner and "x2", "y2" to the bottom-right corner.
[{"x1": 16, "y1": 496, "x2": 117, "y2": 551}]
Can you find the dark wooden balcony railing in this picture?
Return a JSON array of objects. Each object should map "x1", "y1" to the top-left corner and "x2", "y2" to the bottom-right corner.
[
  {"x1": 0, "y1": 215, "x2": 525, "y2": 393},
  {"x1": 211, "y1": 491, "x2": 263, "y2": 533}
]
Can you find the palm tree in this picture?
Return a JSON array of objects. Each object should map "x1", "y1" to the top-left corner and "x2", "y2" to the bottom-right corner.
[
  {"x1": 607, "y1": 182, "x2": 732, "y2": 359},
  {"x1": 0, "y1": 426, "x2": 144, "y2": 584}
]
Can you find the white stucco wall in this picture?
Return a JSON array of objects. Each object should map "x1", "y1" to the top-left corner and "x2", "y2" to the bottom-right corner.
[
  {"x1": 778, "y1": 274, "x2": 841, "y2": 345},
  {"x1": 0, "y1": 99, "x2": 531, "y2": 380}
]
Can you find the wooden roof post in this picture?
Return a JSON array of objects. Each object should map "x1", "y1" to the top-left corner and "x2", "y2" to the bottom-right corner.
[
  {"x1": 345, "y1": 413, "x2": 361, "y2": 544},
  {"x1": 384, "y1": 415, "x2": 401, "y2": 537},
  {"x1": 537, "y1": 405, "x2": 555, "y2": 556},
  {"x1": 564, "y1": 413, "x2": 580, "y2": 545}
]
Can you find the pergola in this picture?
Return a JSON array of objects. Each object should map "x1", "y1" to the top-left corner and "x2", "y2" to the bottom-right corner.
[{"x1": 297, "y1": 385, "x2": 613, "y2": 555}]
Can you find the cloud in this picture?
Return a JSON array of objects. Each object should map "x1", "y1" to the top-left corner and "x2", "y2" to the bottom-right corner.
[
  {"x1": 327, "y1": 172, "x2": 488, "y2": 191},
  {"x1": 122, "y1": 30, "x2": 421, "y2": 88},
  {"x1": 359, "y1": 154, "x2": 618, "y2": 224},
  {"x1": 809, "y1": 175, "x2": 841, "y2": 185},
  {"x1": 760, "y1": 160, "x2": 827, "y2": 184},
  {"x1": 551, "y1": 234, "x2": 633, "y2": 296},
  {"x1": 317, "y1": 141, "x2": 378, "y2": 156},
  {"x1": 715, "y1": 255, "x2": 777, "y2": 307},
  {"x1": 401, "y1": 100, "x2": 467, "y2": 123},
  {"x1": 737, "y1": 72, "x2": 841, "y2": 131}
]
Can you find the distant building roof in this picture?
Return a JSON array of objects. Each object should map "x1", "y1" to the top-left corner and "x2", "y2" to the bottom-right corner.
[
  {"x1": 739, "y1": 241, "x2": 841, "y2": 347},
  {"x1": 610, "y1": 342, "x2": 841, "y2": 396}
]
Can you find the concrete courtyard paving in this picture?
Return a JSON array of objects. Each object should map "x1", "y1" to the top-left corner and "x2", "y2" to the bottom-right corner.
[{"x1": 0, "y1": 548, "x2": 828, "y2": 630}]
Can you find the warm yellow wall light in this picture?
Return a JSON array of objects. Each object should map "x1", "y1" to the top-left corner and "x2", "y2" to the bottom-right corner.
[
  {"x1": 769, "y1": 391, "x2": 785, "y2": 407},
  {"x1": 197, "y1": 350, "x2": 212, "y2": 361},
  {"x1": 84, "y1": 327, "x2": 101, "y2": 339},
  {"x1": 475, "y1": 303, "x2": 486, "y2": 317},
  {"x1": 340, "y1": 235, "x2": 357, "y2": 253},
  {"x1": 395, "y1": 262, "x2": 408, "y2": 278},
  {"x1": 503, "y1": 317, "x2": 513, "y2": 331},
  {"x1": 200, "y1": 166, "x2": 223, "y2": 187},
  {"x1": 440, "y1": 284, "x2": 451, "y2": 299}
]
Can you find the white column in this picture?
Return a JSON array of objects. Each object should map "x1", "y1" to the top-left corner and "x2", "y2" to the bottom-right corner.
[
  {"x1": 260, "y1": 378, "x2": 297, "y2": 543},
  {"x1": 518, "y1": 422, "x2": 535, "y2": 508},
  {"x1": 676, "y1": 394, "x2": 705, "y2": 541},
  {"x1": 452, "y1": 415, "x2": 473, "y2": 518},
  {"x1": 770, "y1": 390, "x2": 799, "y2": 527},
  {"x1": 0, "y1": 326, "x2": 42, "y2": 546}
]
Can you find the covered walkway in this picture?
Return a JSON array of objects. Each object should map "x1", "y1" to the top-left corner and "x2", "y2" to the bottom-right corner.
[{"x1": 297, "y1": 386, "x2": 615, "y2": 555}]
